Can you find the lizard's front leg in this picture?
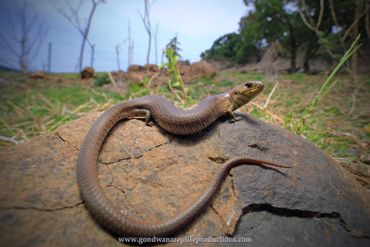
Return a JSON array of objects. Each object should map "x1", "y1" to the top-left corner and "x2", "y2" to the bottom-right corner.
[
  {"x1": 227, "y1": 106, "x2": 243, "y2": 122},
  {"x1": 130, "y1": 109, "x2": 154, "y2": 126}
]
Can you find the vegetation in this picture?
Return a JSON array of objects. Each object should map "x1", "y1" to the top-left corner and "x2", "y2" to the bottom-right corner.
[
  {"x1": 0, "y1": 65, "x2": 368, "y2": 170},
  {"x1": 161, "y1": 37, "x2": 187, "y2": 100},
  {"x1": 94, "y1": 73, "x2": 111, "y2": 87},
  {"x1": 55, "y1": 0, "x2": 106, "y2": 71},
  {"x1": 0, "y1": 2, "x2": 49, "y2": 73},
  {"x1": 289, "y1": 35, "x2": 361, "y2": 135},
  {"x1": 201, "y1": 0, "x2": 369, "y2": 73},
  {"x1": 0, "y1": 1, "x2": 368, "y2": 176},
  {"x1": 0, "y1": 73, "x2": 122, "y2": 143}
]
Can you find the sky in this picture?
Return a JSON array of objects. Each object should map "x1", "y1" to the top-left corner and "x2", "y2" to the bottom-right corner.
[{"x1": 0, "y1": 0, "x2": 248, "y2": 72}]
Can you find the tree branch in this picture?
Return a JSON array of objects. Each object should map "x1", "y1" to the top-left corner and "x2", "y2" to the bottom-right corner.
[
  {"x1": 328, "y1": 0, "x2": 340, "y2": 27},
  {"x1": 315, "y1": 0, "x2": 324, "y2": 30},
  {"x1": 341, "y1": 7, "x2": 367, "y2": 42},
  {"x1": 138, "y1": 0, "x2": 153, "y2": 64},
  {"x1": 0, "y1": 29, "x2": 20, "y2": 57},
  {"x1": 297, "y1": 0, "x2": 324, "y2": 33},
  {"x1": 54, "y1": 0, "x2": 105, "y2": 71}
]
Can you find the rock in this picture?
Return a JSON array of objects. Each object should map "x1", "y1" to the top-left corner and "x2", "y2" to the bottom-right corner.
[
  {"x1": 125, "y1": 65, "x2": 151, "y2": 84},
  {"x1": 185, "y1": 61, "x2": 216, "y2": 82},
  {"x1": 29, "y1": 71, "x2": 46, "y2": 79},
  {"x1": 80, "y1": 67, "x2": 94, "y2": 79},
  {"x1": 0, "y1": 111, "x2": 369, "y2": 246},
  {"x1": 255, "y1": 40, "x2": 281, "y2": 76},
  {"x1": 112, "y1": 69, "x2": 165, "y2": 87},
  {"x1": 125, "y1": 72, "x2": 146, "y2": 83},
  {"x1": 176, "y1": 61, "x2": 190, "y2": 75},
  {"x1": 144, "y1": 64, "x2": 159, "y2": 72},
  {"x1": 127, "y1": 64, "x2": 144, "y2": 72}
]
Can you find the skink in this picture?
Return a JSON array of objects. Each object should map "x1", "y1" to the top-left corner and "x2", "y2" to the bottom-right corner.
[{"x1": 77, "y1": 81, "x2": 290, "y2": 237}]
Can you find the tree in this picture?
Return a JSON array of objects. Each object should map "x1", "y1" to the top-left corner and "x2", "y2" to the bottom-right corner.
[
  {"x1": 297, "y1": 0, "x2": 369, "y2": 73},
  {"x1": 47, "y1": 42, "x2": 52, "y2": 73},
  {"x1": 116, "y1": 20, "x2": 135, "y2": 71},
  {"x1": 154, "y1": 23, "x2": 159, "y2": 64},
  {"x1": 243, "y1": 0, "x2": 307, "y2": 72},
  {"x1": 138, "y1": 0, "x2": 155, "y2": 64},
  {"x1": 54, "y1": 0, "x2": 106, "y2": 71},
  {"x1": 298, "y1": 0, "x2": 341, "y2": 72},
  {"x1": 115, "y1": 39, "x2": 128, "y2": 71},
  {"x1": 201, "y1": 33, "x2": 243, "y2": 63},
  {"x1": 203, "y1": 0, "x2": 305, "y2": 71},
  {"x1": 333, "y1": 0, "x2": 369, "y2": 74},
  {"x1": 127, "y1": 20, "x2": 134, "y2": 67},
  {"x1": 0, "y1": 2, "x2": 48, "y2": 72},
  {"x1": 204, "y1": 0, "x2": 369, "y2": 73}
]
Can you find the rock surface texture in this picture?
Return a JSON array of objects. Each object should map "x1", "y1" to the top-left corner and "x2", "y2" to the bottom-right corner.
[{"x1": 0, "y1": 112, "x2": 369, "y2": 247}]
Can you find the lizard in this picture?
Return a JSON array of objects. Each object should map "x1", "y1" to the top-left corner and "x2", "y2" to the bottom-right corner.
[{"x1": 77, "y1": 80, "x2": 291, "y2": 237}]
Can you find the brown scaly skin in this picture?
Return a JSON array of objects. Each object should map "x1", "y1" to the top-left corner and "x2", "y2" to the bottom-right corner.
[{"x1": 77, "y1": 81, "x2": 291, "y2": 237}]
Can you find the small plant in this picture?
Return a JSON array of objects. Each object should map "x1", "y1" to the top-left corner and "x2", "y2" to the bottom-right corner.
[
  {"x1": 94, "y1": 73, "x2": 110, "y2": 87},
  {"x1": 304, "y1": 35, "x2": 361, "y2": 115},
  {"x1": 161, "y1": 36, "x2": 187, "y2": 100},
  {"x1": 288, "y1": 35, "x2": 361, "y2": 136}
]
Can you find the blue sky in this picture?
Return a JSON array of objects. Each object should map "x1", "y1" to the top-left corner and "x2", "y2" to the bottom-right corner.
[{"x1": 0, "y1": 0, "x2": 248, "y2": 72}]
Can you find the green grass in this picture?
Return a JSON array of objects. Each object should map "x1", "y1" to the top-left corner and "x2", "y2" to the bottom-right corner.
[
  {"x1": 124, "y1": 82, "x2": 150, "y2": 99},
  {"x1": 0, "y1": 74, "x2": 123, "y2": 141},
  {"x1": 215, "y1": 68, "x2": 369, "y2": 166},
  {"x1": 0, "y1": 68, "x2": 368, "y2": 170}
]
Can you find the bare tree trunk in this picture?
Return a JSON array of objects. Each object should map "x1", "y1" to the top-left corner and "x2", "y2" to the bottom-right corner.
[
  {"x1": 47, "y1": 42, "x2": 52, "y2": 73},
  {"x1": 128, "y1": 42, "x2": 134, "y2": 67},
  {"x1": 0, "y1": 2, "x2": 48, "y2": 72},
  {"x1": 116, "y1": 45, "x2": 121, "y2": 71},
  {"x1": 115, "y1": 39, "x2": 128, "y2": 71},
  {"x1": 154, "y1": 23, "x2": 159, "y2": 65},
  {"x1": 79, "y1": 36, "x2": 86, "y2": 71},
  {"x1": 147, "y1": 32, "x2": 151, "y2": 64},
  {"x1": 288, "y1": 27, "x2": 297, "y2": 73},
  {"x1": 290, "y1": 46, "x2": 297, "y2": 73},
  {"x1": 79, "y1": 1, "x2": 98, "y2": 71},
  {"x1": 19, "y1": 9, "x2": 29, "y2": 73},
  {"x1": 90, "y1": 43, "x2": 95, "y2": 68},
  {"x1": 116, "y1": 20, "x2": 135, "y2": 71},
  {"x1": 127, "y1": 20, "x2": 134, "y2": 67},
  {"x1": 55, "y1": 0, "x2": 105, "y2": 71},
  {"x1": 138, "y1": 0, "x2": 153, "y2": 64},
  {"x1": 20, "y1": 37, "x2": 28, "y2": 72},
  {"x1": 303, "y1": 32, "x2": 319, "y2": 73}
]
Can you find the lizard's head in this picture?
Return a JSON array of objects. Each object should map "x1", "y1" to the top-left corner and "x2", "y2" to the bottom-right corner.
[{"x1": 226, "y1": 81, "x2": 264, "y2": 111}]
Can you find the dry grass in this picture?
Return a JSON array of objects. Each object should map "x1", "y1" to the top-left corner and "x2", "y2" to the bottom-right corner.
[{"x1": 0, "y1": 70, "x2": 368, "y2": 173}]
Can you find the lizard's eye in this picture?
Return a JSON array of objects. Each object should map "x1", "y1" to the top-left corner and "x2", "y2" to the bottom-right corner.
[{"x1": 245, "y1": 82, "x2": 253, "y2": 88}]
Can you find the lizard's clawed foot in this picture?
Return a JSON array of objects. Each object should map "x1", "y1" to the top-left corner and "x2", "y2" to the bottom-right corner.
[
  {"x1": 228, "y1": 111, "x2": 243, "y2": 122},
  {"x1": 130, "y1": 109, "x2": 154, "y2": 126},
  {"x1": 145, "y1": 120, "x2": 155, "y2": 127}
]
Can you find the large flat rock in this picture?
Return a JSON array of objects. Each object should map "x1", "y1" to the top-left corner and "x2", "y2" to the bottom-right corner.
[{"x1": 0, "y1": 112, "x2": 369, "y2": 246}]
